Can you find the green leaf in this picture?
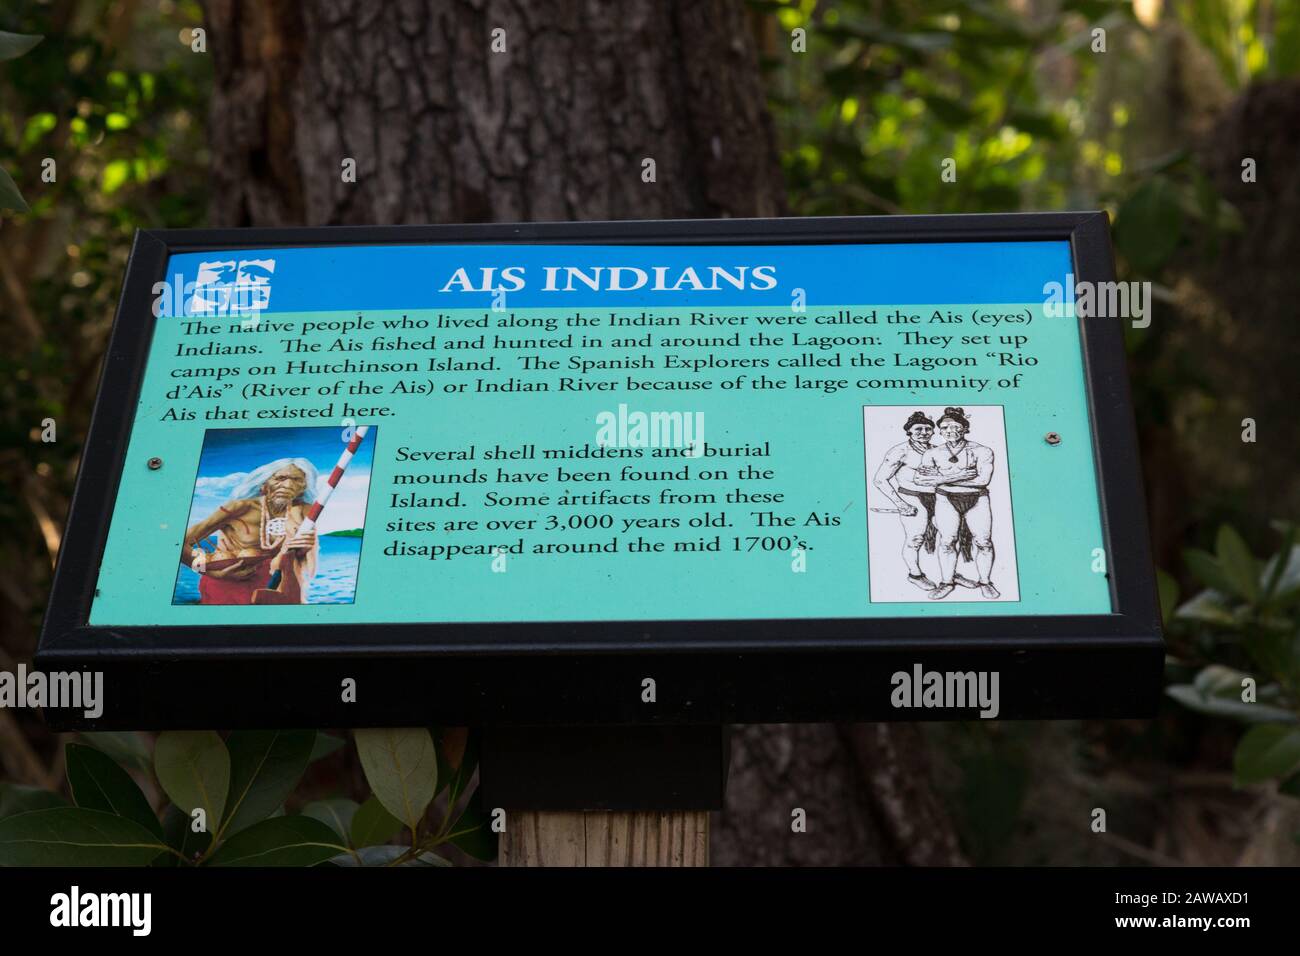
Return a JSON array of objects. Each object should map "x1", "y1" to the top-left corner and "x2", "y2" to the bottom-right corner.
[
  {"x1": 1234, "y1": 724, "x2": 1300, "y2": 786},
  {"x1": 329, "y1": 845, "x2": 451, "y2": 866},
  {"x1": 100, "y1": 158, "x2": 131, "y2": 194},
  {"x1": 874, "y1": 26, "x2": 953, "y2": 52},
  {"x1": 350, "y1": 794, "x2": 403, "y2": 847},
  {"x1": 1174, "y1": 588, "x2": 1238, "y2": 626},
  {"x1": 920, "y1": 94, "x2": 975, "y2": 127},
  {"x1": 0, "y1": 808, "x2": 168, "y2": 866},
  {"x1": 0, "y1": 166, "x2": 28, "y2": 214},
  {"x1": 328, "y1": 845, "x2": 395, "y2": 866},
  {"x1": 403, "y1": 851, "x2": 453, "y2": 866},
  {"x1": 79, "y1": 731, "x2": 152, "y2": 772},
  {"x1": 1193, "y1": 663, "x2": 1246, "y2": 696},
  {"x1": 159, "y1": 804, "x2": 210, "y2": 866},
  {"x1": 1156, "y1": 568, "x2": 1179, "y2": 623},
  {"x1": 0, "y1": 31, "x2": 42, "y2": 61},
  {"x1": 434, "y1": 726, "x2": 475, "y2": 798},
  {"x1": 452, "y1": 730, "x2": 480, "y2": 800},
  {"x1": 1168, "y1": 665, "x2": 1299, "y2": 724},
  {"x1": 220, "y1": 730, "x2": 314, "y2": 838},
  {"x1": 1215, "y1": 525, "x2": 1259, "y2": 602},
  {"x1": 0, "y1": 784, "x2": 66, "y2": 819},
  {"x1": 1006, "y1": 107, "x2": 1065, "y2": 140},
  {"x1": 65, "y1": 743, "x2": 163, "y2": 838},
  {"x1": 446, "y1": 789, "x2": 497, "y2": 862},
  {"x1": 205, "y1": 815, "x2": 345, "y2": 867},
  {"x1": 154, "y1": 731, "x2": 230, "y2": 830},
  {"x1": 1280, "y1": 772, "x2": 1300, "y2": 799},
  {"x1": 1182, "y1": 549, "x2": 1239, "y2": 599},
  {"x1": 1130, "y1": 147, "x2": 1190, "y2": 179},
  {"x1": 1261, "y1": 540, "x2": 1300, "y2": 602},
  {"x1": 309, "y1": 732, "x2": 346, "y2": 762},
  {"x1": 1166, "y1": 685, "x2": 1297, "y2": 725},
  {"x1": 1114, "y1": 177, "x2": 1184, "y2": 274},
  {"x1": 302, "y1": 799, "x2": 359, "y2": 844},
  {"x1": 354, "y1": 728, "x2": 437, "y2": 833}
]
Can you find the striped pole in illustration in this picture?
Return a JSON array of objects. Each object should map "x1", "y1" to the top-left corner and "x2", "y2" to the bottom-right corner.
[{"x1": 259, "y1": 425, "x2": 370, "y2": 600}]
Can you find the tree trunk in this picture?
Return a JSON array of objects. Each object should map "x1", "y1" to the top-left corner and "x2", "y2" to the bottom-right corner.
[
  {"x1": 1197, "y1": 78, "x2": 1300, "y2": 522},
  {"x1": 203, "y1": 0, "x2": 786, "y2": 225},
  {"x1": 201, "y1": 0, "x2": 966, "y2": 866}
]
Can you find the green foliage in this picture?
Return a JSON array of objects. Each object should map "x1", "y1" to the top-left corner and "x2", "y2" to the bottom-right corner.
[
  {"x1": 764, "y1": 0, "x2": 1121, "y2": 216},
  {"x1": 0, "y1": 164, "x2": 26, "y2": 212},
  {"x1": 1165, "y1": 665, "x2": 1296, "y2": 725},
  {"x1": 79, "y1": 731, "x2": 153, "y2": 771},
  {"x1": 301, "y1": 798, "x2": 359, "y2": 843},
  {"x1": 160, "y1": 803, "x2": 210, "y2": 865},
  {"x1": 1113, "y1": 177, "x2": 1185, "y2": 274},
  {"x1": 1165, "y1": 523, "x2": 1300, "y2": 799},
  {"x1": 354, "y1": 728, "x2": 438, "y2": 832},
  {"x1": 0, "y1": 729, "x2": 495, "y2": 867},
  {"x1": 0, "y1": 783, "x2": 66, "y2": 818},
  {"x1": 1, "y1": 4, "x2": 211, "y2": 692},
  {"x1": 1178, "y1": 0, "x2": 1300, "y2": 86},
  {"x1": 331, "y1": 846, "x2": 452, "y2": 867},
  {"x1": 206, "y1": 817, "x2": 345, "y2": 867},
  {"x1": 309, "y1": 731, "x2": 347, "y2": 761},
  {"x1": 220, "y1": 730, "x2": 315, "y2": 838},
  {"x1": 0, "y1": 808, "x2": 169, "y2": 866},
  {"x1": 0, "y1": 30, "x2": 41, "y2": 211},
  {"x1": 1234, "y1": 724, "x2": 1300, "y2": 786},
  {"x1": 65, "y1": 742, "x2": 163, "y2": 838},
  {"x1": 153, "y1": 730, "x2": 230, "y2": 828},
  {"x1": 0, "y1": 29, "x2": 42, "y2": 61},
  {"x1": 1110, "y1": 157, "x2": 1242, "y2": 282},
  {"x1": 350, "y1": 795, "x2": 404, "y2": 847},
  {"x1": 446, "y1": 790, "x2": 496, "y2": 862}
]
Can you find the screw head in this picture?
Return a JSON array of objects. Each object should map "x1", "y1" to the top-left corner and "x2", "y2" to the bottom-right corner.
[
  {"x1": 1044, "y1": 432, "x2": 1062, "y2": 446},
  {"x1": 147, "y1": 457, "x2": 163, "y2": 470}
]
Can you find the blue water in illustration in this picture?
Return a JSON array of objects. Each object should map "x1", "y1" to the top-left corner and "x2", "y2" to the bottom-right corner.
[{"x1": 173, "y1": 534, "x2": 362, "y2": 606}]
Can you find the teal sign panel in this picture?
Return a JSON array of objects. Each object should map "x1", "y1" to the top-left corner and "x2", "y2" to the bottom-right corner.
[{"x1": 88, "y1": 240, "x2": 1111, "y2": 626}]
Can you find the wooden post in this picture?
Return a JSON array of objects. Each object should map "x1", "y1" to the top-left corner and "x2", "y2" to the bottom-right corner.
[
  {"x1": 501, "y1": 811, "x2": 709, "y2": 867},
  {"x1": 483, "y1": 725, "x2": 727, "y2": 866}
]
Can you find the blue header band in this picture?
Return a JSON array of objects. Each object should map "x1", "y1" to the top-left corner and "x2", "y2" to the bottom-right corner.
[{"x1": 161, "y1": 240, "x2": 1073, "y2": 314}]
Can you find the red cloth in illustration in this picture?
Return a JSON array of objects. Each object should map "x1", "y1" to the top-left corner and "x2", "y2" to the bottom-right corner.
[{"x1": 198, "y1": 558, "x2": 273, "y2": 605}]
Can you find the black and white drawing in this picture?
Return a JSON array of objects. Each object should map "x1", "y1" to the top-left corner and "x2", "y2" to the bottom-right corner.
[{"x1": 864, "y1": 404, "x2": 1019, "y2": 603}]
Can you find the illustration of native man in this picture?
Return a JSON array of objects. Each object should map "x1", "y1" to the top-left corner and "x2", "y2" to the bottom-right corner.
[
  {"x1": 181, "y1": 458, "x2": 319, "y2": 605},
  {"x1": 871, "y1": 410, "x2": 942, "y2": 592},
  {"x1": 909, "y1": 407, "x2": 999, "y2": 600}
]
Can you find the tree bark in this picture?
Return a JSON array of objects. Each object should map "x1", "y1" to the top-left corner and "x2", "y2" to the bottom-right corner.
[
  {"x1": 203, "y1": 0, "x2": 786, "y2": 225},
  {"x1": 1196, "y1": 78, "x2": 1300, "y2": 521},
  {"x1": 201, "y1": 0, "x2": 966, "y2": 866}
]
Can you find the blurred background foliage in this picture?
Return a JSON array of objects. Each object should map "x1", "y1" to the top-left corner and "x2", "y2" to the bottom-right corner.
[
  {"x1": 2, "y1": 0, "x2": 1298, "y2": 864},
  {"x1": 1, "y1": 0, "x2": 210, "y2": 792}
]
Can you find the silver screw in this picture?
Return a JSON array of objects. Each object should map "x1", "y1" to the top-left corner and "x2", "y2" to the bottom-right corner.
[
  {"x1": 1044, "y1": 432, "x2": 1062, "y2": 446},
  {"x1": 147, "y1": 457, "x2": 163, "y2": 470}
]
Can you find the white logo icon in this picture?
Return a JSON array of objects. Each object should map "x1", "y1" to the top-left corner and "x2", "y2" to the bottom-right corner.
[{"x1": 188, "y1": 257, "x2": 276, "y2": 314}]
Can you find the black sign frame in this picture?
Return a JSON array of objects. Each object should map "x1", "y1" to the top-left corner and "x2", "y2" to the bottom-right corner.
[{"x1": 36, "y1": 213, "x2": 1163, "y2": 728}]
